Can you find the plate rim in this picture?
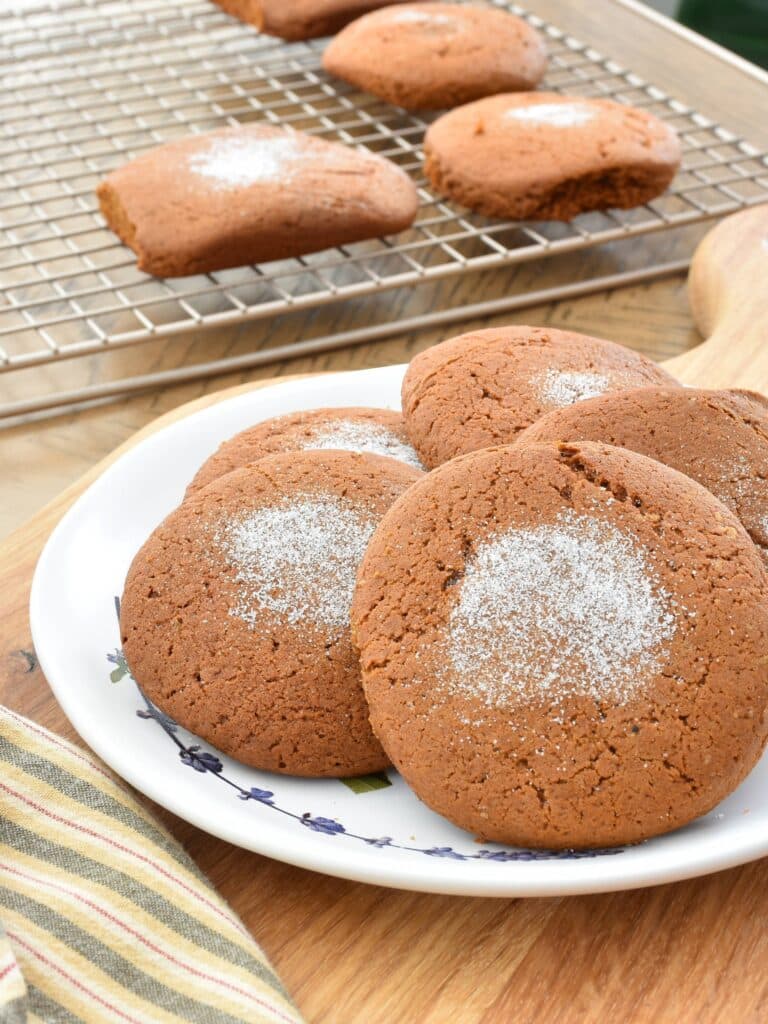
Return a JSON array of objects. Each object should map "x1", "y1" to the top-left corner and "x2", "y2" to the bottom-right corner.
[{"x1": 29, "y1": 364, "x2": 768, "y2": 897}]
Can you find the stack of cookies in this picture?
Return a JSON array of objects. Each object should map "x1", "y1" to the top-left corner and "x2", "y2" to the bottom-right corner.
[
  {"x1": 97, "y1": 2, "x2": 682, "y2": 276},
  {"x1": 122, "y1": 325, "x2": 768, "y2": 850}
]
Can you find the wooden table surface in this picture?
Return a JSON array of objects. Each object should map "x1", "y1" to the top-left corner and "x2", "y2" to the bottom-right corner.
[{"x1": 3, "y1": 3, "x2": 768, "y2": 1022}]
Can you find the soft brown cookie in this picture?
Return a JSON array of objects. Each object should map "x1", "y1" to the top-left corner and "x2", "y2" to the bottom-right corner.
[
  {"x1": 424, "y1": 92, "x2": 681, "y2": 219},
  {"x1": 401, "y1": 325, "x2": 679, "y2": 468},
  {"x1": 352, "y1": 441, "x2": 768, "y2": 848},
  {"x1": 188, "y1": 407, "x2": 422, "y2": 496},
  {"x1": 121, "y1": 450, "x2": 422, "y2": 777},
  {"x1": 211, "y1": 0, "x2": 417, "y2": 40},
  {"x1": 97, "y1": 124, "x2": 418, "y2": 277},
  {"x1": 518, "y1": 386, "x2": 768, "y2": 565},
  {"x1": 323, "y1": 4, "x2": 546, "y2": 111}
]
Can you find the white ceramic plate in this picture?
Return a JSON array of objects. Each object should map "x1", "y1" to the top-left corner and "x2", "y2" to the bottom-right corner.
[{"x1": 30, "y1": 365, "x2": 768, "y2": 896}]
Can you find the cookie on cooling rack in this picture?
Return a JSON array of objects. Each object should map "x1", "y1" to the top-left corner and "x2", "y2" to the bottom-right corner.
[
  {"x1": 121, "y1": 450, "x2": 423, "y2": 776},
  {"x1": 351, "y1": 440, "x2": 768, "y2": 848},
  {"x1": 97, "y1": 124, "x2": 418, "y2": 277},
  {"x1": 518, "y1": 386, "x2": 768, "y2": 565},
  {"x1": 187, "y1": 407, "x2": 423, "y2": 496},
  {"x1": 401, "y1": 325, "x2": 679, "y2": 468},
  {"x1": 211, "y1": 0, "x2": 419, "y2": 40},
  {"x1": 424, "y1": 92, "x2": 681, "y2": 219},
  {"x1": 323, "y1": 4, "x2": 547, "y2": 110}
]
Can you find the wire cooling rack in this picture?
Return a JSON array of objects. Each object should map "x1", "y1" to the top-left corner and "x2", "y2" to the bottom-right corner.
[{"x1": 2, "y1": 0, "x2": 768, "y2": 416}]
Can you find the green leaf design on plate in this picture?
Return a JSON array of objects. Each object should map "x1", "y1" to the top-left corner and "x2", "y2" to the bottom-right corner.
[
  {"x1": 340, "y1": 772, "x2": 392, "y2": 794},
  {"x1": 108, "y1": 649, "x2": 130, "y2": 684}
]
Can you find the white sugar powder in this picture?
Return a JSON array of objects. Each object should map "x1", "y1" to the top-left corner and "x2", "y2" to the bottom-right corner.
[
  {"x1": 719, "y1": 454, "x2": 768, "y2": 548},
  {"x1": 188, "y1": 134, "x2": 305, "y2": 190},
  {"x1": 535, "y1": 368, "x2": 610, "y2": 407},
  {"x1": 215, "y1": 494, "x2": 376, "y2": 633},
  {"x1": 444, "y1": 510, "x2": 677, "y2": 706},
  {"x1": 389, "y1": 9, "x2": 457, "y2": 27},
  {"x1": 505, "y1": 102, "x2": 595, "y2": 128},
  {"x1": 726, "y1": 453, "x2": 766, "y2": 500},
  {"x1": 303, "y1": 419, "x2": 422, "y2": 469},
  {"x1": 717, "y1": 453, "x2": 768, "y2": 514}
]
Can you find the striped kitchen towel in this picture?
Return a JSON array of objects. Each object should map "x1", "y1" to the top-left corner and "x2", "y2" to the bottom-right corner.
[{"x1": 0, "y1": 705, "x2": 303, "y2": 1023}]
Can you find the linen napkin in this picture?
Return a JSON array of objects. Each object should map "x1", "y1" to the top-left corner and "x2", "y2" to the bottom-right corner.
[{"x1": 0, "y1": 705, "x2": 303, "y2": 1023}]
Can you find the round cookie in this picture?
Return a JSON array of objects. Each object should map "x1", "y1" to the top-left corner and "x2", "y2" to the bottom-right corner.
[
  {"x1": 423, "y1": 92, "x2": 681, "y2": 220},
  {"x1": 323, "y1": 4, "x2": 547, "y2": 111},
  {"x1": 351, "y1": 441, "x2": 768, "y2": 849},
  {"x1": 121, "y1": 450, "x2": 422, "y2": 777},
  {"x1": 188, "y1": 407, "x2": 422, "y2": 496},
  {"x1": 401, "y1": 325, "x2": 679, "y2": 468},
  {"x1": 517, "y1": 386, "x2": 768, "y2": 564},
  {"x1": 97, "y1": 124, "x2": 418, "y2": 277}
]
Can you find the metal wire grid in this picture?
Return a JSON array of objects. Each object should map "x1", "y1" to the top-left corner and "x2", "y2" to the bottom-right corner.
[{"x1": 1, "y1": 0, "x2": 768, "y2": 398}]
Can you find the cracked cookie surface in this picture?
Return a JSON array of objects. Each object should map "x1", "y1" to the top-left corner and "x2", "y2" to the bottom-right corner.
[
  {"x1": 351, "y1": 441, "x2": 768, "y2": 847},
  {"x1": 401, "y1": 325, "x2": 679, "y2": 468},
  {"x1": 121, "y1": 450, "x2": 422, "y2": 776},
  {"x1": 518, "y1": 386, "x2": 768, "y2": 566}
]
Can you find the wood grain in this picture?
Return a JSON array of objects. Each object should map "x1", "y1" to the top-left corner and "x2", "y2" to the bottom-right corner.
[
  {"x1": 666, "y1": 204, "x2": 768, "y2": 386},
  {"x1": 4, "y1": 5, "x2": 768, "y2": 1022}
]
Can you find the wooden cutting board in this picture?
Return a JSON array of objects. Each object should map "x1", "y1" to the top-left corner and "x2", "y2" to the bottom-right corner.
[{"x1": 2, "y1": 205, "x2": 768, "y2": 1023}]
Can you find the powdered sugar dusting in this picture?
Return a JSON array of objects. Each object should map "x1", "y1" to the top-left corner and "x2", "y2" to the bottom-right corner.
[
  {"x1": 725, "y1": 453, "x2": 768, "y2": 502},
  {"x1": 303, "y1": 419, "x2": 422, "y2": 468},
  {"x1": 535, "y1": 368, "x2": 610, "y2": 407},
  {"x1": 718, "y1": 453, "x2": 768, "y2": 549},
  {"x1": 388, "y1": 9, "x2": 457, "y2": 27},
  {"x1": 443, "y1": 510, "x2": 677, "y2": 707},
  {"x1": 188, "y1": 133, "x2": 307, "y2": 190},
  {"x1": 505, "y1": 101, "x2": 595, "y2": 128},
  {"x1": 214, "y1": 493, "x2": 377, "y2": 633}
]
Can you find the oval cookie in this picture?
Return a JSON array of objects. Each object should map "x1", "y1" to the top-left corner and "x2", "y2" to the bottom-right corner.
[
  {"x1": 121, "y1": 450, "x2": 423, "y2": 777},
  {"x1": 352, "y1": 441, "x2": 768, "y2": 848},
  {"x1": 323, "y1": 4, "x2": 547, "y2": 111},
  {"x1": 401, "y1": 325, "x2": 679, "y2": 468},
  {"x1": 97, "y1": 124, "x2": 418, "y2": 276},
  {"x1": 424, "y1": 92, "x2": 681, "y2": 219}
]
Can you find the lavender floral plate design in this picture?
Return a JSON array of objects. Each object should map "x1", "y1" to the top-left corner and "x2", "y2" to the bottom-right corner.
[{"x1": 30, "y1": 366, "x2": 768, "y2": 897}]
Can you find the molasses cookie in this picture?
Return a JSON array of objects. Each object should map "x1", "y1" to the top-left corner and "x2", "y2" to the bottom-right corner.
[
  {"x1": 188, "y1": 406, "x2": 422, "y2": 495},
  {"x1": 211, "y1": 0, "x2": 416, "y2": 41},
  {"x1": 121, "y1": 450, "x2": 422, "y2": 776},
  {"x1": 97, "y1": 124, "x2": 418, "y2": 277},
  {"x1": 401, "y1": 325, "x2": 679, "y2": 468},
  {"x1": 424, "y1": 92, "x2": 681, "y2": 219},
  {"x1": 323, "y1": 4, "x2": 546, "y2": 111},
  {"x1": 351, "y1": 441, "x2": 768, "y2": 848},
  {"x1": 518, "y1": 386, "x2": 768, "y2": 564}
]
